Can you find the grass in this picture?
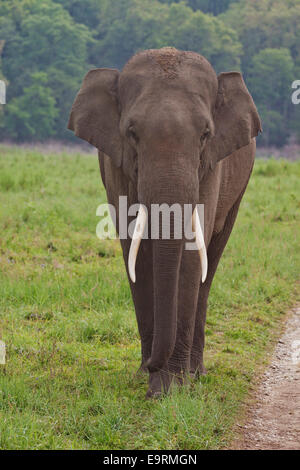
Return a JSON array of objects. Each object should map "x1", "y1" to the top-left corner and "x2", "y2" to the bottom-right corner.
[{"x1": 0, "y1": 144, "x2": 299, "y2": 450}]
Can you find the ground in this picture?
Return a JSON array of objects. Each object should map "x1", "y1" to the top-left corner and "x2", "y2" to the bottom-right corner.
[
  {"x1": 0, "y1": 145, "x2": 299, "y2": 449},
  {"x1": 231, "y1": 305, "x2": 300, "y2": 450}
]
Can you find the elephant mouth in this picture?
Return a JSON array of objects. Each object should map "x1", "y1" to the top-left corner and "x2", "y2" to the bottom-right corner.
[{"x1": 128, "y1": 204, "x2": 208, "y2": 284}]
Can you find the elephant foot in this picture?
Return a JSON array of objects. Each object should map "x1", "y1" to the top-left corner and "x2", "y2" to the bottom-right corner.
[
  {"x1": 135, "y1": 361, "x2": 148, "y2": 378},
  {"x1": 145, "y1": 369, "x2": 187, "y2": 399},
  {"x1": 190, "y1": 364, "x2": 207, "y2": 379},
  {"x1": 190, "y1": 353, "x2": 207, "y2": 378}
]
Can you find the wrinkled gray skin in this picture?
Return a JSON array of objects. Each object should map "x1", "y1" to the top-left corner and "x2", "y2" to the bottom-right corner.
[{"x1": 68, "y1": 48, "x2": 261, "y2": 398}]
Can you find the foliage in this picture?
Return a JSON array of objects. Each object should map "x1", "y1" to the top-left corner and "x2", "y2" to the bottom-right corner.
[
  {"x1": 4, "y1": 72, "x2": 58, "y2": 140},
  {"x1": 0, "y1": 0, "x2": 93, "y2": 140},
  {"x1": 159, "y1": 0, "x2": 240, "y2": 15},
  {"x1": 0, "y1": 0, "x2": 299, "y2": 145},
  {"x1": 0, "y1": 146, "x2": 299, "y2": 449},
  {"x1": 91, "y1": 1, "x2": 241, "y2": 71},
  {"x1": 247, "y1": 48, "x2": 295, "y2": 146},
  {"x1": 222, "y1": 0, "x2": 300, "y2": 144}
]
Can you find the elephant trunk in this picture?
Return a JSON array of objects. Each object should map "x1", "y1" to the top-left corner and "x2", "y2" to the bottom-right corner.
[
  {"x1": 128, "y1": 203, "x2": 184, "y2": 371},
  {"x1": 146, "y1": 207, "x2": 207, "y2": 372},
  {"x1": 146, "y1": 238, "x2": 183, "y2": 372}
]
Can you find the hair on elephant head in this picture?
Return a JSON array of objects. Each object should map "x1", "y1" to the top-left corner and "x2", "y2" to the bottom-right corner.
[{"x1": 68, "y1": 47, "x2": 261, "y2": 397}]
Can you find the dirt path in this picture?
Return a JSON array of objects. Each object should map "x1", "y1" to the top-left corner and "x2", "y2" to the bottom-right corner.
[{"x1": 232, "y1": 305, "x2": 300, "y2": 450}]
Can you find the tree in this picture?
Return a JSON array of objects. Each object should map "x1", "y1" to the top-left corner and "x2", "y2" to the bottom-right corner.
[
  {"x1": 4, "y1": 72, "x2": 58, "y2": 140},
  {"x1": 247, "y1": 48, "x2": 295, "y2": 146},
  {"x1": 91, "y1": 0, "x2": 242, "y2": 72},
  {"x1": 222, "y1": 0, "x2": 300, "y2": 77},
  {"x1": 162, "y1": 2, "x2": 242, "y2": 72},
  {"x1": 53, "y1": 0, "x2": 103, "y2": 29},
  {"x1": 159, "y1": 0, "x2": 240, "y2": 15},
  {"x1": 0, "y1": 0, "x2": 93, "y2": 139},
  {"x1": 90, "y1": 0, "x2": 169, "y2": 69},
  {"x1": 222, "y1": 0, "x2": 300, "y2": 145}
]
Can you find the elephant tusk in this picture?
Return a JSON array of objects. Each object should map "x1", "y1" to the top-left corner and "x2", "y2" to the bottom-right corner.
[
  {"x1": 128, "y1": 205, "x2": 147, "y2": 283},
  {"x1": 192, "y1": 206, "x2": 208, "y2": 283}
]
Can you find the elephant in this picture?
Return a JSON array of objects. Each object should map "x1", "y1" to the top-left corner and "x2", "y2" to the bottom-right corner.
[{"x1": 68, "y1": 47, "x2": 261, "y2": 398}]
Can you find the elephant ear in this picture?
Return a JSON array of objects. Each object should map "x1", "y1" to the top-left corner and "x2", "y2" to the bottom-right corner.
[
  {"x1": 204, "y1": 72, "x2": 262, "y2": 169},
  {"x1": 68, "y1": 68, "x2": 122, "y2": 168}
]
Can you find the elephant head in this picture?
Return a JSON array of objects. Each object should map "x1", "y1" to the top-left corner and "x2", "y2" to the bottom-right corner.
[{"x1": 68, "y1": 48, "x2": 261, "y2": 373}]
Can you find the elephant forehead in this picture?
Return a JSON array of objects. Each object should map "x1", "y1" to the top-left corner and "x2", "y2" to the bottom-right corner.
[
  {"x1": 123, "y1": 47, "x2": 214, "y2": 76},
  {"x1": 148, "y1": 47, "x2": 182, "y2": 79},
  {"x1": 123, "y1": 47, "x2": 179, "y2": 77},
  {"x1": 120, "y1": 48, "x2": 218, "y2": 106}
]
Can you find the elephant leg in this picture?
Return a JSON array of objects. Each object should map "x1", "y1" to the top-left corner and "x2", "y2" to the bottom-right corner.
[
  {"x1": 190, "y1": 194, "x2": 244, "y2": 376},
  {"x1": 120, "y1": 238, "x2": 154, "y2": 371},
  {"x1": 169, "y1": 247, "x2": 201, "y2": 373},
  {"x1": 147, "y1": 246, "x2": 201, "y2": 397}
]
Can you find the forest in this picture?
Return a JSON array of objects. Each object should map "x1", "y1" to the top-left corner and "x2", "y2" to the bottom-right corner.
[{"x1": 0, "y1": 0, "x2": 299, "y2": 147}]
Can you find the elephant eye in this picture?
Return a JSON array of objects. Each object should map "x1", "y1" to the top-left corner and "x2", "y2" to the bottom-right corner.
[
  {"x1": 200, "y1": 127, "x2": 210, "y2": 143},
  {"x1": 127, "y1": 125, "x2": 139, "y2": 143},
  {"x1": 204, "y1": 127, "x2": 210, "y2": 137}
]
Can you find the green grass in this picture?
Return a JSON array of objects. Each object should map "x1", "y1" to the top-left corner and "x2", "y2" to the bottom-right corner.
[{"x1": 0, "y1": 145, "x2": 299, "y2": 449}]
